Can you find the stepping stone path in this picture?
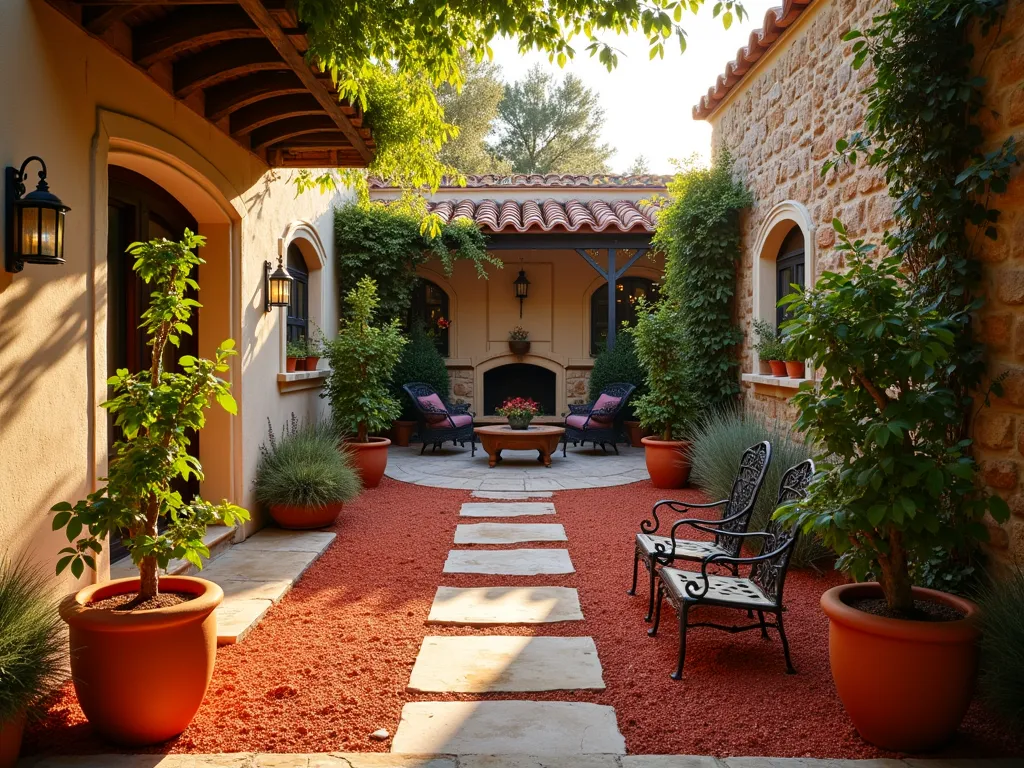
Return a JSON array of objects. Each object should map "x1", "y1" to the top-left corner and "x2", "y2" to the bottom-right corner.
[{"x1": 394, "y1": 498, "x2": 625, "y2": 756}]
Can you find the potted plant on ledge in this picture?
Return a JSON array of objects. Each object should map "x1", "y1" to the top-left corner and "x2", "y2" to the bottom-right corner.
[
  {"x1": 508, "y1": 326, "x2": 530, "y2": 356},
  {"x1": 324, "y1": 277, "x2": 406, "y2": 488},
  {"x1": 752, "y1": 318, "x2": 787, "y2": 377},
  {"x1": 496, "y1": 396, "x2": 541, "y2": 430},
  {"x1": 775, "y1": 227, "x2": 1010, "y2": 752},
  {"x1": 50, "y1": 231, "x2": 248, "y2": 746},
  {"x1": 286, "y1": 340, "x2": 306, "y2": 373},
  {"x1": 629, "y1": 298, "x2": 703, "y2": 489}
]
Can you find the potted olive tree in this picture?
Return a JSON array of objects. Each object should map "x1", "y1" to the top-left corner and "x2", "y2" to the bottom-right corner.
[
  {"x1": 324, "y1": 277, "x2": 406, "y2": 488},
  {"x1": 776, "y1": 224, "x2": 1009, "y2": 752},
  {"x1": 629, "y1": 298, "x2": 703, "y2": 488},
  {"x1": 50, "y1": 231, "x2": 247, "y2": 745}
]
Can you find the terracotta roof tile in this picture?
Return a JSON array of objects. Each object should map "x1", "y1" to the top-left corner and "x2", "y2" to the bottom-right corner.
[
  {"x1": 693, "y1": 0, "x2": 814, "y2": 120},
  {"x1": 428, "y1": 198, "x2": 661, "y2": 234},
  {"x1": 368, "y1": 173, "x2": 672, "y2": 189}
]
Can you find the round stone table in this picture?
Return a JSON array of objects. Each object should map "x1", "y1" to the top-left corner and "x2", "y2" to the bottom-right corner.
[{"x1": 474, "y1": 425, "x2": 566, "y2": 468}]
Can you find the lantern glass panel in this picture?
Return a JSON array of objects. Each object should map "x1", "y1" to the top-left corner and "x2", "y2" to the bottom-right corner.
[
  {"x1": 40, "y1": 208, "x2": 56, "y2": 257},
  {"x1": 269, "y1": 274, "x2": 292, "y2": 306},
  {"x1": 56, "y1": 210, "x2": 65, "y2": 259},
  {"x1": 21, "y1": 207, "x2": 39, "y2": 256}
]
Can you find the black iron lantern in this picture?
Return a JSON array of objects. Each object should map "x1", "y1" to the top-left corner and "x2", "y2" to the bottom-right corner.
[
  {"x1": 5, "y1": 156, "x2": 70, "y2": 273},
  {"x1": 264, "y1": 259, "x2": 293, "y2": 312},
  {"x1": 514, "y1": 268, "x2": 530, "y2": 318}
]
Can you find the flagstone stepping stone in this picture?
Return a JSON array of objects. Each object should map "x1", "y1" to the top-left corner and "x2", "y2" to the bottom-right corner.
[
  {"x1": 427, "y1": 586, "x2": 583, "y2": 624},
  {"x1": 407, "y1": 636, "x2": 605, "y2": 692},
  {"x1": 443, "y1": 549, "x2": 574, "y2": 575},
  {"x1": 471, "y1": 491, "x2": 554, "y2": 499},
  {"x1": 460, "y1": 502, "x2": 556, "y2": 517},
  {"x1": 390, "y1": 701, "x2": 626, "y2": 754},
  {"x1": 454, "y1": 523, "x2": 566, "y2": 544},
  {"x1": 459, "y1": 757, "x2": 621, "y2": 768}
]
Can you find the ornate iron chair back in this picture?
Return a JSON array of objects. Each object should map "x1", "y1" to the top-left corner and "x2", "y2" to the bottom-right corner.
[
  {"x1": 749, "y1": 459, "x2": 815, "y2": 605},
  {"x1": 714, "y1": 441, "x2": 772, "y2": 556},
  {"x1": 403, "y1": 382, "x2": 452, "y2": 426}
]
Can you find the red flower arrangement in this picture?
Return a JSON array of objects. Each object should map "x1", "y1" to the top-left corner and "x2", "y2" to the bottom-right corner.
[
  {"x1": 436, "y1": 316, "x2": 451, "y2": 330},
  {"x1": 496, "y1": 397, "x2": 541, "y2": 421}
]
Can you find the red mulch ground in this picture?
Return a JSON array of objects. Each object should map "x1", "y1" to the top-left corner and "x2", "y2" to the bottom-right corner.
[{"x1": 24, "y1": 477, "x2": 1024, "y2": 759}]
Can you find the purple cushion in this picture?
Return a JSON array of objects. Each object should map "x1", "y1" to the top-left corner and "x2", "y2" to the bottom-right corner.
[
  {"x1": 449, "y1": 413, "x2": 473, "y2": 428},
  {"x1": 418, "y1": 393, "x2": 448, "y2": 424},
  {"x1": 566, "y1": 414, "x2": 590, "y2": 430},
  {"x1": 591, "y1": 394, "x2": 621, "y2": 425}
]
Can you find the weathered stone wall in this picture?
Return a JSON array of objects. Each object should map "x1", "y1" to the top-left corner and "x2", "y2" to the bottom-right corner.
[{"x1": 708, "y1": 0, "x2": 1024, "y2": 568}]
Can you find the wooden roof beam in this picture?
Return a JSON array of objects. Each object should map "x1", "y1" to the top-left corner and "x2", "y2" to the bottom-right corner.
[
  {"x1": 249, "y1": 116, "x2": 341, "y2": 150},
  {"x1": 173, "y1": 39, "x2": 290, "y2": 97},
  {"x1": 203, "y1": 70, "x2": 307, "y2": 121},
  {"x1": 134, "y1": 6, "x2": 261, "y2": 67},
  {"x1": 229, "y1": 94, "x2": 324, "y2": 135}
]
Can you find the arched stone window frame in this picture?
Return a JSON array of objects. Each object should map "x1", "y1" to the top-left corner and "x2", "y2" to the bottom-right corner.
[
  {"x1": 750, "y1": 201, "x2": 815, "y2": 379},
  {"x1": 278, "y1": 221, "x2": 327, "y2": 374}
]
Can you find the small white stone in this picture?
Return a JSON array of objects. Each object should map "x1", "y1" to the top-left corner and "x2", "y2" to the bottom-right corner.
[{"x1": 369, "y1": 728, "x2": 390, "y2": 741}]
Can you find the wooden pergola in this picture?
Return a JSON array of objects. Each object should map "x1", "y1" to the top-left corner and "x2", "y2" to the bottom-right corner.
[{"x1": 47, "y1": 0, "x2": 375, "y2": 168}]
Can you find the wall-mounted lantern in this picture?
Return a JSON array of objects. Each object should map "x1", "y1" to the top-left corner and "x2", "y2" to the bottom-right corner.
[
  {"x1": 264, "y1": 258, "x2": 293, "y2": 312},
  {"x1": 5, "y1": 156, "x2": 70, "y2": 273},
  {"x1": 514, "y1": 269, "x2": 530, "y2": 318}
]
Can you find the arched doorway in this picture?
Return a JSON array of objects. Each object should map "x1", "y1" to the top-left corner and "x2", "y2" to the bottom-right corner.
[{"x1": 407, "y1": 278, "x2": 450, "y2": 357}]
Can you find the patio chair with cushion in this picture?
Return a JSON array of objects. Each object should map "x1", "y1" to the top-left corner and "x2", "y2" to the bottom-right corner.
[
  {"x1": 648, "y1": 459, "x2": 815, "y2": 679},
  {"x1": 561, "y1": 382, "x2": 636, "y2": 456},
  {"x1": 628, "y1": 441, "x2": 772, "y2": 621},
  {"x1": 402, "y1": 382, "x2": 476, "y2": 456}
]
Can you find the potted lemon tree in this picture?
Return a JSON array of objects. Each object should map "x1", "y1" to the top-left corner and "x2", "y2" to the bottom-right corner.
[{"x1": 50, "y1": 231, "x2": 247, "y2": 746}]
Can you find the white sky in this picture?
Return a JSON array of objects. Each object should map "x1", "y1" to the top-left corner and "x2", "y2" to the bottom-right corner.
[{"x1": 488, "y1": 0, "x2": 778, "y2": 174}]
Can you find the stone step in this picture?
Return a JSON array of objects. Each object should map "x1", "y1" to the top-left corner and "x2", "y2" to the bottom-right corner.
[
  {"x1": 390, "y1": 701, "x2": 626, "y2": 755},
  {"x1": 427, "y1": 586, "x2": 583, "y2": 625},
  {"x1": 407, "y1": 636, "x2": 605, "y2": 692},
  {"x1": 443, "y1": 549, "x2": 574, "y2": 575},
  {"x1": 471, "y1": 491, "x2": 554, "y2": 499},
  {"x1": 454, "y1": 523, "x2": 567, "y2": 545},
  {"x1": 459, "y1": 502, "x2": 556, "y2": 517}
]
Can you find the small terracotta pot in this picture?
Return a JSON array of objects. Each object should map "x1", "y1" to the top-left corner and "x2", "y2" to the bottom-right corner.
[
  {"x1": 0, "y1": 709, "x2": 26, "y2": 768},
  {"x1": 641, "y1": 436, "x2": 692, "y2": 489},
  {"x1": 785, "y1": 360, "x2": 805, "y2": 378},
  {"x1": 305, "y1": 356, "x2": 320, "y2": 371},
  {"x1": 344, "y1": 436, "x2": 391, "y2": 489},
  {"x1": 392, "y1": 420, "x2": 416, "y2": 447},
  {"x1": 269, "y1": 501, "x2": 343, "y2": 529},
  {"x1": 625, "y1": 421, "x2": 646, "y2": 448},
  {"x1": 509, "y1": 339, "x2": 531, "y2": 356},
  {"x1": 821, "y1": 582, "x2": 980, "y2": 752},
  {"x1": 286, "y1": 357, "x2": 299, "y2": 373},
  {"x1": 59, "y1": 576, "x2": 222, "y2": 746},
  {"x1": 768, "y1": 360, "x2": 788, "y2": 377}
]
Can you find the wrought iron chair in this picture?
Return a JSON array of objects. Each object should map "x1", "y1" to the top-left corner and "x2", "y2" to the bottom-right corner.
[
  {"x1": 628, "y1": 441, "x2": 772, "y2": 622},
  {"x1": 561, "y1": 382, "x2": 636, "y2": 455},
  {"x1": 402, "y1": 382, "x2": 476, "y2": 456},
  {"x1": 648, "y1": 459, "x2": 815, "y2": 680}
]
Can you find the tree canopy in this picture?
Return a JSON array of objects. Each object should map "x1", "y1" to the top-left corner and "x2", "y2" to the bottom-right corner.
[{"x1": 436, "y1": 58, "x2": 511, "y2": 175}]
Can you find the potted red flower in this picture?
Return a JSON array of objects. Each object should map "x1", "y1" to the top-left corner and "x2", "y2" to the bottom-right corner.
[{"x1": 496, "y1": 396, "x2": 541, "y2": 429}]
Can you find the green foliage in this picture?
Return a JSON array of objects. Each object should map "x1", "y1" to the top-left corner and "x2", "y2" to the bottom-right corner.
[
  {"x1": 751, "y1": 318, "x2": 786, "y2": 362},
  {"x1": 51, "y1": 231, "x2": 248, "y2": 599},
  {"x1": 287, "y1": 340, "x2": 308, "y2": 359},
  {"x1": 0, "y1": 558, "x2": 65, "y2": 722},
  {"x1": 324, "y1": 277, "x2": 408, "y2": 442},
  {"x1": 391, "y1": 321, "x2": 451, "y2": 420},
  {"x1": 587, "y1": 334, "x2": 645, "y2": 419},
  {"x1": 491, "y1": 65, "x2": 614, "y2": 174},
  {"x1": 978, "y1": 568, "x2": 1024, "y2": 726},
  {"x1": 625, "y1": 155, "x2": 652, "y2": 176},
  {"x1": 437, "y1": 57, "x2": 512, "y2": 175},
  {"x1": 688, "y1": 405, "x2": 828, "y2": 568},
  {"x1": 910, "y1": 545, "x2": 985, "y2": 596},
  {"x1": 254, "y1": 416, "x2": 362, "y2": 509},
  {"x1": 628, "y1": 298, "x2": 703, "y2": 440},
  {"x1": 508, "y1": 326, "x2": 529, "y2": 341},
  {"x1": 776, "y1": 225, "x2": 1009, "y2": 612},
  {"x1": 334, "y1": 202, "x2": 499, "y2": 322},
  {"x1": 653, "y1": 152, "x2": 751, "y2": 406}
]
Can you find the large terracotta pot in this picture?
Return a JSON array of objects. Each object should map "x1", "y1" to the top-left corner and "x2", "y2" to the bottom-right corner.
[
  {"x1": 0, "y1": 709, "x2": 26, "y2": 768},
  {"x1": 785, "y1": 360, "x2": 806, "y2": 378},
  {"x1": 59, "y1": 576, "x2": 222, "y2": 746},
  {"x1": 641, "y1": 436, "x2": 692, "y2": 489},
  {"x1": 392, "y1": 420, "x2": 416, "y2": 447},
  {"x1": 821, "y1": 582, "x2": 980, "y2": 752},
  {"x1": 345, "y1": 436, "x2": 391, "y2": 489},
  {"x1": 768, "y1": 360, "x2": 788, "y2": 377},
  {"x1": 269, "y1": 501, "x2": 343, "y2": 529}
]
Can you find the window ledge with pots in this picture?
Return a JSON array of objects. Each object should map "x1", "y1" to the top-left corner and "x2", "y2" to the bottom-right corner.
[
  {"x1": 741, "y1": 372, "x2": 811, "y2": 390},
  {"x1": 278, "y1": 368, "x2": 330, "y2": 393}
]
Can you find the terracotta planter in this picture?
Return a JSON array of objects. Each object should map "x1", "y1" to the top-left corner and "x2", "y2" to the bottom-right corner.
[
  {"x1": 59, "y1": 576, "x2": 222, "y2": 746},
  {"x1": 392, "y1": 420, "x2": 416, "y2": 447},
  {"x1": 344, "y1": 436, "x2": 391, "y2": 489},
  {"x1": 269, "y1": 501, "x2": 343, "y2": 529},
  {"x1": 821, "y1": 582, "x2": 980, "y2": 752},
  {"x1": 625, "y1": 421, "x2": 647, "y2": 449},
  {"x1": 785, "y1": 360, "x2": 805, "y2": 378},
  {"x1": 768, "y1": 360, "x2": 788, "y2": 377},
  {"x1": 0, "y1": 709, "x2": 26, "y2": 768},
  {"x1": 641, "y1": 436, "x2": 692, "y2": 489},
  {"x1": 304, "y1": 355, "x2": 320, "y2": 371},
  {"x1": 286, "y1": 356, "x2": 299, "y2": 373},
  {"x1": 509, "y1": 339, "x2": 531, "y2": 356}
]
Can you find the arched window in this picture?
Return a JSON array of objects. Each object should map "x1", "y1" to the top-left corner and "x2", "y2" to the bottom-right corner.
[
  {"x1": 408, "y1": 278, "x2": 450, "y2": 357},
  {"x1": 776, "y1": 227, "x2": 805, "y2": 326},
  {"x1": 286, "y1": 242, "x2": 309, "y2": 343},
  {"x1": 590, "y1": 277, "x2": 659, "y2": 356}
]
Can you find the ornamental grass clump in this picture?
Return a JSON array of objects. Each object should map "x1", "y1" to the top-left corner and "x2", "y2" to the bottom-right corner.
[
  {"x1": 254, "y1": 416, "x2": 361, "y2": 509},
  {"x1": 977, "y1": 569, "x2": 1024, "y2": 727},
  {"x1": 0, "y1": 558, "x2": 65, "y2": 724}
]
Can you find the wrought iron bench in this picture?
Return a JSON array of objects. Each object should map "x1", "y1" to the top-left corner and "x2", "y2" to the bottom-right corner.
[
  {"x1": 561, "y1": 382, "x2": 636, "y2": 455},
  {"x1": 402, "y1": 382, "x2": 476, "y2": 456},
  {"x1": 628, "y1": 441, "x2": 772, "y2": 621},
  {"x1": 648, "y1": 459, "x2": 815, "y2": 680}
]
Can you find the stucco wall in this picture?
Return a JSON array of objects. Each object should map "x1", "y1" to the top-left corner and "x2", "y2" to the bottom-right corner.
[
  {"x1": 706, "y1": 0, "x2": 1024, "y2": 568},
  {"x1": 0, "y1": 0, "x2": 348, "y2": 589}
]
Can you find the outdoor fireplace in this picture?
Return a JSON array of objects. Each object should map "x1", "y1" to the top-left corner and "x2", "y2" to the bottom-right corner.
[{"x1": 483, "y1": 363, "x2": 556, "y2": 416}]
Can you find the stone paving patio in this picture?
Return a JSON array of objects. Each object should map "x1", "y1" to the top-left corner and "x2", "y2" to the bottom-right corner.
[{"x1": 384, "y1": 444, "x2": 649, "y2": 491}]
